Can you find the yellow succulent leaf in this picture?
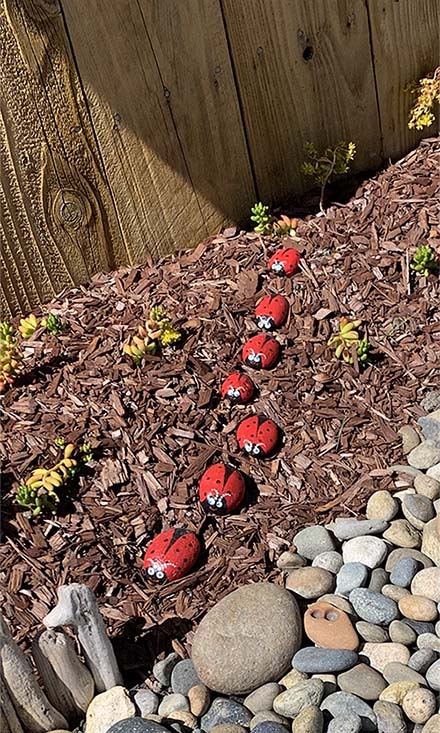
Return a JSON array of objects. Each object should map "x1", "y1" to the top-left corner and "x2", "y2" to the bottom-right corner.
[{"x1": 63, "y1": 443, "x2": 76, "y2": 458}]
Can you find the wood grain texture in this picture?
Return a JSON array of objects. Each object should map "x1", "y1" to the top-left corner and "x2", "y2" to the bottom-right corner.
[
  {"x1": 220, "y1": 0, "x2": 383, "y2": 202},
  {"x1": 367, "y1": 0, "x2": 440, "y2": 159},
  {"x1": 0, "y1": 0, "x2": 127, "y2": 318},
  {"x1": 138, "y1": 0, "x2": 256, "y2": 231},
  {"x1": 61, "y1": 0, "x2": 216, "y2": 263}
]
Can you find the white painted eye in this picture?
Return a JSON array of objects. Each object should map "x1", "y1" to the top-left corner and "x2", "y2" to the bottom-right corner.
[
  {"x1": 244, "y1": 442, "x2": 253, "y2": 453},
  {"x1": 247, "y1": 353, "x2": 255, "y2": 362},
  {"x1": 156, "y1": 570, "x2": 165, "y2": 580},
  {"x1": 227, "y1": 387, "x2": 235, "y2": 396},
  {"x1": 216, "y1": 499, "x2": 223, "y2": 508},
  {"x1": 254, "y1": 354, "x2": 261, "y2": 363},
  {"x1": 253, "y1": 446, "x2": 261, "y2": 455},
  {"x1": 207, "y1": 496, "x2": 216, "y2": 506},
  {"x1": 147, "y1": 566, "x2": 155, "y2": 576},
  {"x1": 233, "y1": 389, "x2": 240, "y2": 398}
]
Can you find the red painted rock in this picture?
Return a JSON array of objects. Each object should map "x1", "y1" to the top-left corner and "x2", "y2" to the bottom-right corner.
[
  {"x1": 255, "y1": 294, "x2": 289, "y2": 331},
  {"x1": 267, "y1": 248, "x2": 300, "y2": 276},
  {"x1": 241, "y1": 334, "x2": 280, "y2": 370},
  {"x1": 221, "y1": 372, "x2": 254, "y2": 404},
  {"x1": 304, "y1": 601, "x2": 359, "y2": 651},
  {"x1": 236, "y1": 415, "x2": 280, "y2": 458},
  {"x1": 199, "y1": 463, "x2": 246, "y2": 514},
  {"x1": 143, "y1": 528, "x2": 200, "y2": 582}
]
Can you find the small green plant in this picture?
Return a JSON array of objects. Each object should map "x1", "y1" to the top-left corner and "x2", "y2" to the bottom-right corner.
[
  {"x1": 0, "y1": 321, "x2": 23, "y2": 392},
  {"x1": 250, "y1": 202, "x2": 274, "y2": 234},
  {"x1": 406, "y1": 67, "x2": 440, "y2": 130},
  {"x1": 327, "y1": 317, "x2": 371, "y2": 366},
  {"x1": 410, "y1": 244, "x2": 439, "y2": 277},
  {"x1": 123, "y1": 306, "x2": 181, "y2": 366},
  {"x1": 18, "y1": 313, "x2": 39, "y2": 340},
  {"x1": 301, "y1": 141, "x2": 356, "y2": 213},
  {"x1": 16, "y1": 441, "x2": 93, "y2": 517},
  {"x1": 273, "y1": 215, "x2": 299, "y2": 237},
  {"x1": 41, "y1": 313, "x2": 67, "y2": 336}
]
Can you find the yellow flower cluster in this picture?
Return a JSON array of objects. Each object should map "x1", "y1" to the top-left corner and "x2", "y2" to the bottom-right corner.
[
  {"x1": 123, "y1": 306, "x2": 181, "y2": 366},
  {"x1": 407, "y1": 68, "x2": 440, "y2": 130}
]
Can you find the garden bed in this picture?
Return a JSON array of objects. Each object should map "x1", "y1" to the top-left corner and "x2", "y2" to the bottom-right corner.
[{"x1": 1, "y1": 137, "x2": 439, "y2": 673}]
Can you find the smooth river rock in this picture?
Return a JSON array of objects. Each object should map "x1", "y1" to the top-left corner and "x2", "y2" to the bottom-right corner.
[
  {"x1": 342, "y1": 536, "x2": 388, "y2": 568},
  {"x1": 321, "y1": 692, "x2": 376, "y2": 731},
  {"x1": 327, "y1": 519, "x2": 388, "y2": 540},
  {"x1": 191, "y1": 583, "x2": 302, "y2": 694},
  {"x1": 273, "y1": 679, "x2": 324, "y2": 717},
  {"x1": 361, "y1": 643, "x2": 410, "y2": 673},
  {"x1": 337, "y1": 663, "x2": 387, "y2": 701},
  {"x1": 286, "y1": 567, "x2": 334, "y2": 598},
  {"x1": 411, "y1": 566, "x2": 440, "y2": 602},
  {"x1": 373, "y1": 700, "x2": 406, "y2": 733},
  {"x1": 201, "y1": 699, "x2": 252, "y2": 732},
  {"x1": 367, "y1": 491, "x2": 399, "y2": 521},
  {"x1": 421, "y1": 518, "x2": 440, "y2": 566},
  {"x1": 349, "y1": 588, "x2": 398, "y2": 626},
  {"x1": 291, "y1": 648, "x2": 358, "y2": 674},
  {"x1": 293, "y1": 525, "x2": 335, "y2": 560}
]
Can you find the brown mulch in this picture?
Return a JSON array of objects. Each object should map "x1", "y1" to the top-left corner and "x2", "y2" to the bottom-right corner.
[{"x1": 1, "y1": 137, "x2": 439, "y2": 672}]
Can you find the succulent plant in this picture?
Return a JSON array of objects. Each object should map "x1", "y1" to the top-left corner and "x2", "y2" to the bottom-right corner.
[
  {"x1": 273, "y1": 215, "x2": 299, "y2": 237},
  {"x1": 15, "y1": 442, "x2": 92, "y2": 517},
  {"x1": 18, "y1": 313, "x2": 39, "y2": 340},
  {"x1": 0, "y1": 321, "x2": 23, "y2": 392},
  {"x1": 327, "y1": 317, "x2": 371, "y2": 365},
  {"x1": 41, "y1": 312, "x2": 67, "y2": 335},
  {"x1": 250, "y1": 202, "x2": 274, "y2": 234},
  {"x1": 410, "y1": 245, "x2": 439, "y2": 277}
]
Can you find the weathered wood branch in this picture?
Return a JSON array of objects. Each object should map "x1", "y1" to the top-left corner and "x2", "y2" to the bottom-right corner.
[
  {"x1": 0, "y1": 614, "x2": 68, "y2": 733},
  {"x1": 32, "y1": 629, "x2": 94, "y2": 720},
  {"x1": 0, "y1": 681, "x2": 24, "y2": 733},
  {"x1": 43, "y1": 583, "x2": 123, "y2": 692}
]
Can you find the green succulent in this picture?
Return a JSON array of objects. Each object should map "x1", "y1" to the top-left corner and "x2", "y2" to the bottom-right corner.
[
  {"x1": 41, "y1": 313, "x2": 67, "y2": 335},
  {"x1": 410, "y1": 245, "x2": 439, "y2": 276},
  {"x1": 250, "y1": 202, "x2": 274, "y2": 234}
]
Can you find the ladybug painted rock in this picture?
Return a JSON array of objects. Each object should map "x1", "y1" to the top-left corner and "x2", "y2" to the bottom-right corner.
[
  {"x1": 143, "y1": 528, "x2": 200, "y2": 582},
  {"x1": 221, "y1": 372, "x2": 255, "y2": 404},
  {"x1": 236, "y1": 415, "x2": 280, "y2": 458},
  {"x1": 267, "y1": 248, "x2": 300, "y2": 276},
  {"x1": 241, "y1": 334, "x2": 280, "y2": 370},
  {"x1": 199, "y1": 463, "x2": 246, "y2": 514},
  {"x1": 255, "y1": 294, "x2": 289, "y2": 331}
]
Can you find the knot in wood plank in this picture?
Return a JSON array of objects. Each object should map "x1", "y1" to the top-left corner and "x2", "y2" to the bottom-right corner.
[{"x1": 53, "y1": 189, "x2": 92, "y2": 231}]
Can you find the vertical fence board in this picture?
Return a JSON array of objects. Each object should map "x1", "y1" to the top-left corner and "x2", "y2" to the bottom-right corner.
[
  {"x1": 138, "y1": 0, "x2": 256, "y2": 231},
  {"x1": 0, "y1": 0, "x2": 127, "y2": 318},
  {"x1": 60, "y1": 0, "x2": 206, "y2": 263},
  {"x1": 220, "y1": 0, "x2": 383, "y2": 203},
  {"x1": 367, "y1": 0, "x2": 440, "y2": 159}
]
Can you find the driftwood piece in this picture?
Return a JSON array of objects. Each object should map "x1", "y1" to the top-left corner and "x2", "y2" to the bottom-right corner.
[
  {"x1": 32, "y1": 629, "x2": 94, "y2": 719},
  {"x1": 0, "y1": 681, "x2": 24, "y2": 733},
  {"x1": 0, "y1": 614, "x2": 68, "y2": 733},
  {"x1": 44, "y1": 583, "x2": 122, "y2": 692}
]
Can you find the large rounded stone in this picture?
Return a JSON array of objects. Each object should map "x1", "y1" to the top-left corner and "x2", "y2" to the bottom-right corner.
[
  {"x1": 421, "y1": 518, "x2": 440, "y2": 566},
  {"x1": 286, "y1": 567, "x2": 334, "y2": 598},
  {"x1": 337, "y1": 663, "x2": 386, "y2": 701},
  {"x1": 191, "y1": 583, "x2": 302, "y2": 694},
  {"x1": 273, "y1": 679, "x2": 324, "y2": 717},
  {"x1": 367, "y1": 491, "x2": 399, "y2": 521},
  {"x1": 411, "y1": 567, "x2": 440, "y2": 602},
  {"x1": 293, "y1": 525, "x2": 335, "y2": 560}
]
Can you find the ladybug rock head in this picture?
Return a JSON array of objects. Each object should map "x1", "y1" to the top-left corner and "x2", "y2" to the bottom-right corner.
[
  {"x1": 255, "y1": 294, "x2": 289, "y2": 331},
  {"x1": 241, "y1": 334, "x2": 280, "y2": 370},
  {"x1": 268, "y1": 248, "x2": 300, "y2": 276},
  {"x1": 199, "y1": 463, "x2": 246, "y2": 514},
  {"x1": 221, "y1": 372, "x2": 254, "y2": 404},
  {"x1": 143, "y1": 528, "x2": 200, "y2": 582},
  {"x1": 236, "y1": 415, "x2": 280, "y2": 458}
]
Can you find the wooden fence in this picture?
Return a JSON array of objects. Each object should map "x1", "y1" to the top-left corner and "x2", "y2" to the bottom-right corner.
[{"x1": 1, "y1": 0, "x2": 439, "y2": 316}]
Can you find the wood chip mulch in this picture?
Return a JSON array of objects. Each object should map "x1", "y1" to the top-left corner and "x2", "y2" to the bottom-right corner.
[{"x1": 1, "y1": 137, "x2": 439, "y2": 672}]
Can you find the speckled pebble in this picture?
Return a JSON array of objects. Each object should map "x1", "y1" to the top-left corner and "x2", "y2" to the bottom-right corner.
[
  {"x1": 349, "y1": 588, "x2": 398, "y2": 626},
  {"x1": 312, "y1": 551, "x2": 343, "y2": 574},
  {"x1": 389, "y1": 557, "x2": 421, "y2": 587},
  {"x1": 417, "y1": 632, "x2": 440, "y2": 652},
  {"x1": 210, "y1": 725, "x2": 248, "y2": 733},
  {"x1": 402, "y1": 687, "x2": 437, "y2": 724},
  {"x1": 250, "y1": 711, "x2": 289, "y2": 730},
  {"x1": 327, "y1": 713, "x2": 362, "y2": 733},
  {"x1": 188, "y1": 684, "x2": 211, "y2": 717},
  {"x1": 252, "y1": 724, "x2": 288, "y2": 733},
  {"x1": 278, "y1": 669, "x2": 308, "y2": 688},
  {"x1": 335, "y1": 563, "x2": 369, "y2": 597},
  {"x1": 414, "y1": 473, "x2": 440, "y2": 500},
  {"x1": 399, "y1": 594, "x2": 438, "y2": 621},
  {"x1": 318, "y1": 595, "x2": 354, "y2": 615},
  {"x1": 362, "y1": 643, "x2": 410, "y2": 673},
  {"x1": 107, "y1": 721, "x2": 167, "y2": 733},
  {"x1": 420, "y1": 714, "x2": 440, "y2": 733},
  {"x1": 404, "y1": 493, "x2": 435, "y2": 523},
  {"x1": 133, "y1": 689, "x2": 159, "y2": 717}
]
